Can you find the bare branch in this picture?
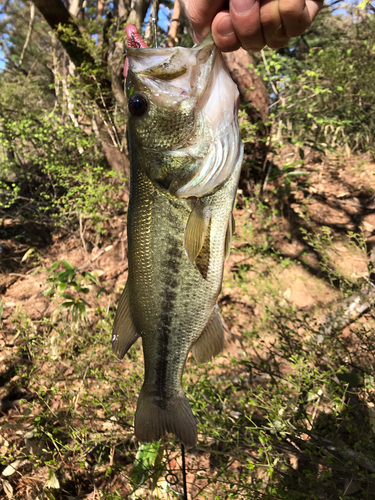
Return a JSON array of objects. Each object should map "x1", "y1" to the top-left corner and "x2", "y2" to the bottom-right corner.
[
  {"x1": 145, "y1": 0, "x2": 159, "y2": 46},
  {"x1": 18, "y1": 2, "x2": 36, "y2": 68},
  {"x1": 97, "y1": 0, "x2": 104, "y2": 18}
]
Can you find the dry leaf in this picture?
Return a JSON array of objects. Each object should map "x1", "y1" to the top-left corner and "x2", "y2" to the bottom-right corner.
[
  {"x1": 2, "y1": 459, "x2": 21, "y2": 477},
  {"x1": 362, "y1": 221, "x2": 374, "y2": 232},
  {"x1": 153, "y1": 477, "x2": 172, "y2": 499},
  {"x1": 45, "y1": 470, "x2": 60, "y2": 489},
  {"x1": 2, "y1": 479, "x2": 14, "y2": 499},
  {"x1": 0, "y1": 436, "x2": 9, "y2": 454},
  {"x1": 21, "y1": 248, "x2": 35, "y2": 262},
  {"x1": 337, "y1": 192, "x2": 350, "y2": 198}
]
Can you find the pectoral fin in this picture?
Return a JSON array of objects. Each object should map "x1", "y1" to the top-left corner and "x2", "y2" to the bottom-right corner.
[
  {"x1": 192, "y1": 306, "x2": 225, "y2": 364},
  {"x1": 184, "y1": 200, "x2": 211, "y2": 264},
  {"x1": 224, "y1": 212, "x2": 235, "y2": 260},
  {"x1": 112, "y1": 282, "x2": 140, "y2": 359}
]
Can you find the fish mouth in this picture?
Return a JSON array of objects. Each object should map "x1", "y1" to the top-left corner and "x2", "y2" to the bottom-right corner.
[
  {"x1": 125, "y1": 35, "x2": 218, "y2": 105},
  {"x1": 125, "y1": 33, "x2": 215, "y2": 63}
]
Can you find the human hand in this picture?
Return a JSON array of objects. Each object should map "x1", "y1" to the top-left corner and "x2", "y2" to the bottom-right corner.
[{"x1": 184, "y1": 0, "x2": 323, "y2": 52}]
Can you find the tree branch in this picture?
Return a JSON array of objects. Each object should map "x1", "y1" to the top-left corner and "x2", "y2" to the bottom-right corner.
[
  {"x1": 19, "y1": 2, "x2": 36, "y2": 68},
  {"x1": 32, "y1": 0, "x2": 104, "y2": 74}
]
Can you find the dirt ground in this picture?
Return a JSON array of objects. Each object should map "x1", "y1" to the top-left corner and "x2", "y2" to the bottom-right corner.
[{"x1": 1, "y1": 147, "x2": 375, "y2": 499}]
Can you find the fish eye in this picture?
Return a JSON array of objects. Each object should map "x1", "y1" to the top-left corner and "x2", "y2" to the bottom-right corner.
[{"x1": 128, "y1": 94, "x2": 148, "y2": 116}]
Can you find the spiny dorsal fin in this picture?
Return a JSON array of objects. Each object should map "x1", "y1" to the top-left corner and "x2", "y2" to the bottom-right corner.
[
  {"x1": 184, "y1": 199, "x2": 211, "y2": 264},
  {"x1": 191, "y1": 306, "x2": 225, "y2": 364},
  {"x1": 112, "y1": 282, "x2": 140, "y2": 359},
  {"x1": 224, "y1": 211, "x2": 235, "y2": 260}
]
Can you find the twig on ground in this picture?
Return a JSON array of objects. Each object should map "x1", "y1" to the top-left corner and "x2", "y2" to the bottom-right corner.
[
  {"x1": 78, "y1": 244, "x2": 115, "y2": 271},
  {"x1": 318, "y1": 282, "x2": 375, "y2": 339}
]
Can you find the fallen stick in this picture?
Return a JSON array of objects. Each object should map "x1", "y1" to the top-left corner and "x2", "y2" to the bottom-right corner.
[{"x1": 78, "y1": 244, "x2": 115, "y2": 271}]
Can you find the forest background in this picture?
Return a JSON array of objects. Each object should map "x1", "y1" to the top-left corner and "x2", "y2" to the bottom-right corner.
[{"x1": 1, "y1": 0, "x2": 375, "y2": 499}]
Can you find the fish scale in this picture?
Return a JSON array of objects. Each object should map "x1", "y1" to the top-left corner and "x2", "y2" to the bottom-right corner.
[{"x1": 112, "y1": 26, "x2": 243, "y2": 448}]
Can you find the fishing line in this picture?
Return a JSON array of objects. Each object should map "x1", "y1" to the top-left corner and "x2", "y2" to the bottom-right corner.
[
  {"x1": 166, "y1": 444, "x2": 188, "y2": 498},
  {"x1": 181, "y1": 443, "x2": 188, "y2": 500}
]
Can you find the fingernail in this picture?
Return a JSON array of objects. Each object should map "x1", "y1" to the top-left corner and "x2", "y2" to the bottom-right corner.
[
  {"x1": 217, "y1": 15, "x2": 234, "y2": 38},
  {"x1": 232, "y1": 0, "x2": 255, "y2": 16}
]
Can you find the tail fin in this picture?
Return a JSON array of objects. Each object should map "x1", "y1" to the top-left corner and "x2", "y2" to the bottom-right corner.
[{"x1": 135, "y1": 387, "x2": 197, "y2": 449}]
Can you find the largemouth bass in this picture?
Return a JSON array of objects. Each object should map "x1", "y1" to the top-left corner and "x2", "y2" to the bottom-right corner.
[{"x1": 112, "y1": 25, "x2": 243, "y2": 449}]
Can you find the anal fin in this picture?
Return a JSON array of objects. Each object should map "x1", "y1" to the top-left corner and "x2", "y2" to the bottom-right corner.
[
  {"x1": 184, "y1": 199, "x2": 211, "y2": 264},
  {"x1": 112, "y1": 282, "x2": 140, "y2": 359},
  {"x1": 191, "y1": 306, "x2": 225, "y2": 364}
]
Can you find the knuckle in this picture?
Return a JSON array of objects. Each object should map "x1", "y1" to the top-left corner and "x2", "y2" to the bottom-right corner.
[
  {"x1": 187, "y1": 3, "x2": 203, "y2": 28},
  {"x1": 279, "y1": 0, "x2": 304, "y2": 18},
  {"x1": 243, "y1": 41, "x2": 266, "y2": 51},
  {"x1": 267, "y1": 37, "x2": 289, "y2": 49}
]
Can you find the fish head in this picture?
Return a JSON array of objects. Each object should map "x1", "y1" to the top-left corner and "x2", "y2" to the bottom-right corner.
[{"x1": 126, "y1": 36, "x2": 242, "y2": 197}]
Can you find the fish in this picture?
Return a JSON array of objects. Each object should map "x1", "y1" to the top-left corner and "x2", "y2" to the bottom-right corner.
[{"x1": 112, "y1": 24, "x2": 243, "y2": 449}]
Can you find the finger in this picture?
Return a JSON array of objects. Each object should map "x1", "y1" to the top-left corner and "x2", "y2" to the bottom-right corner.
[
  {"x1": 212, "y1": 11, "x2": 242, "y2": 52},
  {"x1": 187, "y1": 0, "x2": 227, "y2": 42},
  {"x1": 228, "y1": 0, "x2": 266, "y2": 51},
  {"x1": 259, "y1": 0, "x2": 290, "y2": 49},
  {"x1": 279, "y1": 0, "x2": 323, "y2": 37}
]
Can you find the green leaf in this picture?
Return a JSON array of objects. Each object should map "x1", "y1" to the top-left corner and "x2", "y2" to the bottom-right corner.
[
  {"x1": 62, "y1": 260, "x2": 74, "y2": 270},
  {"x1": 130, "y1": 441, "x2": 161, "y2": 488},
  {"x1": 49, "y1": 261, "x2": 61, "y2": 272},
  {"x1": 285, "y1": 171, "x2": 308, "y2": 176},
  {"x1": 61, "y1": 293, "x2": 76, "y2": 301},
  {"x1": 357, "y1": 0, "x2": 369, "y2": 9},
  {"x1": 61, "y1": 301, "x2": 75, "y2": 308},
  {"x1": 55, "y1": 270, "x2": 71, "y2": 282},
  {"x1": 43, "y1": 286, "x2": 55, "y2": 296},
  {"x1": 337, "y1": 86, "x2": 343, "y2": 92}
]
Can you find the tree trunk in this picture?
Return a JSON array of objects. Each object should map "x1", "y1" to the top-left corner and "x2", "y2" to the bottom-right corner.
[
  {"x1": 32, "y1": 0, "x2": 130, "y2": 178},
  {"x1": 126, "y1": 0, "x2": 150, "y2": 28},
  {"x1": 67, "y1": 0, "x2": 84, "y2": 18},
  {"x1": 112, "y1": 0, "x2": 129, "y2": 20}
]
